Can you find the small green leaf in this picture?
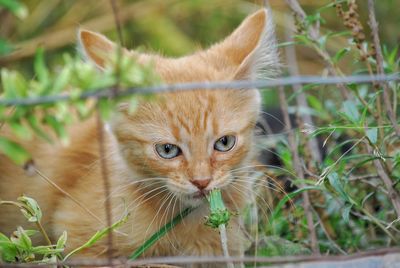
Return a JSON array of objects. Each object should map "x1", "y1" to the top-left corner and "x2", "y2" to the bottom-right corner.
[
  {"x1": 31, "y1": 246, "x2": 63, "y2": 255},
  {"x1": 333, "y1": 47, "x2": 350, "y2": 64},
  {"x1": 342, "y1": 204, "x2": 353, "y2": 224},
  {"x1": 327, "y1": 172, "x2": 349, "y2": 202},
  {"x1": 98, "y1": 99, "x2": 114, "y2": 120},
  {"x1": 18, "y1": 196, "x2": 42, "y2": 222},
  {"x1": 342, "y1": 100, "x2": 360, "y2": 123},
  {"x1": 0, "y1": 232, "x2": 18, "y2": 262},
  {"x1": 50, "y1": 66, "x2": 71, "y2": 95},
  {"x1": 366, "y1": 128, "x2": 378, "y2": 144},
  {"x1": 44, "y1": 115, "x2": 69, "y2": 146},
  {"x1": 9, "y1": 120, "x2": 32, "y2": 140},
  {"x1": 64, "y1": 213, "x2": 129, "y2": 261},
  {"x1": 0, "y1": 136, "x2": 30, "y2": 165},
  {"x1": 0, "y1": 0, "x2": 28, "y2": 19},
  {"x1": 13, "y1": 227, "x2": 32, "y2": 250},
  {"x1": 56, "y1": 231, "x2": 67, "y2": 250},
  {"x1": 27, "y1": 115, "x2": 53, "y2": 143},
  {"x1": 34, "y1": 47, "x2": 49, "y2": 86},
  {"x1": 0, "y1": 38, "x2": 13, "y2": 55}
]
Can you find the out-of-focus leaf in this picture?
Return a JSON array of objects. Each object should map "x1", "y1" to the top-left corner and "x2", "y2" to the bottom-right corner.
[
  {"x1": 0, "y1": 232, "x2": 18, "y2": 262},
  {"x1": 0, "y1": 136, "x2": 30, "y2": 165},
  {"x1": 327, "y1": 172, "x2": 349, "y2": 202},
  {"x1": 44, "y1": 115, "x2": 69, "y2": 145},
  {"x1": 34, "y1": 48, "x2": 50, "y2": 87},
  {"x1": 366, "y1": 128, "x2": 378, "y2": 144},
  {"x1": 333, "y1": 47, "x2": 351, "y2": 63},
  {"x1": 56, "y1": 231, "x2": 67, "y2": 250},
  {"x1": 0, "y1": 38, "x2": 13, "y2": 55},
  {"x1": 342, "y1": 100, "x2": 360, "y2": 123},
  {"x1": 0, "y1": 0, "x2": 28, "y2": 19},
  {"x1": 342, "y1": 204, "x2": 352, "y2": 224},
  {"x1": 27, "y1": 115, "x2": 53, "y2": 143},
  {"x1": 18, "y1": 196, "x2": 42, "y2": 222}
]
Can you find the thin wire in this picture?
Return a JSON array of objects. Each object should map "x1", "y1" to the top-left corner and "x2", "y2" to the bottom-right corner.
[{"x1": 0, "y1": 74, "x2": 398, "y2": 106}]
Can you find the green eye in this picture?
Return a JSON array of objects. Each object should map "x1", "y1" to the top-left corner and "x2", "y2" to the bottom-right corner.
[
  {"x1": 155, "y1": 143, "x2": 181, "y2": 159},
  {"x1": 214, "y1": 135, "x2": 236, "y2": 152}
]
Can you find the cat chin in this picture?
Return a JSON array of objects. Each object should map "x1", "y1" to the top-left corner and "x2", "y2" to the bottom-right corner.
[{"x1": 179, "y1": 194, "x2": 208, "y2": 208}]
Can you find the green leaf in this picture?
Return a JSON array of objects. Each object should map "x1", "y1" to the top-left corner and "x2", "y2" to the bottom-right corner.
[
  {"x1": 27, "y1": 115, "x2": 53, "y2": 143},
  {"x1": 34, "y1": 47, "x2": 50, "y2": 87},
  {"x1": 129, "y1": 207, "x2": 194, "y2": 260},
  {"x1": 0, "y1": 38, "x2": 13, "y2": 55},
  {"x1": 11, "y1": 227, "x2": 32, "y2": 250},
  {"x1": 56, "y1": 231, "x2": 67, "y2": 250},
  {"x1": 0, "y1": 233, "x2": 18, "y2": 262},
  {"x1": 18, "y1": 196, "x2": 43, "y2": 222},
  {"x1": 333, "y1": 47, "x2": 350, "y2": 64},
  {"x1": 366, "y1": 128, "x2": 378, "y2": 144},
  {"x1": 342, "y1": 204, "x2": 352, "y2": 224},
  {"x1": 31, "y1": 246, "x2": 63, "y2": 255},
  {"x1": 98, "y1": 99, "x2": 114, "y2": 120},
  {"x1": 49, "y1": 66, "x2": 71, "y2": 95},
  {"x1": 64, "y1": 213, "x2": 130, "y2": 261},
  {"x1": 0, "y1": 0, "x2": 28, "y2": 19},
  {"x1": 9, "y1": 120, "x2": 32, "y2": 140},
  {"x1": 327, "y1": 172, "x2": 349, "y2": 202},
  {"x1": 271, "y1": 186, "x2": 321, "y2": 222},
  {"x1": 44, "y1": 115, "x2": 69, "y2": 145},
  {"x1": 0, "y1": 136, "x2": 30, "y2": 165},
  {"x1": 342, "y1": 100, "x2": 360, "y2": 123}
]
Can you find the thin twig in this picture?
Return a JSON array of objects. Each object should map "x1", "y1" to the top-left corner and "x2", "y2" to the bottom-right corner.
[
  {"x1": 284, "y1": 14, "x2": 322, "y2": 164},
  {"x1": 34, "y1": 167, "x2": 104, "y2": 224},
  {"x1": 278, "y1": 86, "x2": 320, "y2": 254},
  {"x1": 285, "y1": 0, "x2": 352, "y2": 99},
  {"x1": 95, "y1": 107, "x2": 114, "y2": 262},
  {"x1": 367, "y1": 0, "x2": 400, "y2": 137},
  {"x1": 109, "y1": 0, "x2": 124, "y2": 47},
  {"x1": 366, "y1": 142, "x2": 400, "y2": 218},
  {"x1": 0, "y1": 75, "x2": 399, "y2": 107}
]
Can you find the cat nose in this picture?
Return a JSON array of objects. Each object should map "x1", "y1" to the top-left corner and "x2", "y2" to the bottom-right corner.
[{"x1": 190, "y1": 178, "x2": 211, "y2": 190}]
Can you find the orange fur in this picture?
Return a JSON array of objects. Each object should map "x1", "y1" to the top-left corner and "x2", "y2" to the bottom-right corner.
[{"x1": 0, "y1": 9, "x2": 278, "y2": 266}]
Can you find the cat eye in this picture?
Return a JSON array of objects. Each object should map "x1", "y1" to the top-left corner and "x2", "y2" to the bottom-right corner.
[
  {"x1": 214, "y1": 135, "x2": 236, "y2": 152},
  {"x1": 155, "y1": 143, "x2": 181, "y2": 159}
]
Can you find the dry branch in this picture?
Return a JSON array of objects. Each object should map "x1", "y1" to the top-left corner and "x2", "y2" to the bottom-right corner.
[
  {"x1": 367, "y1": 0, "x2": 400, "y2": 137},
  {"x1": 278, "y1": 86, "x2": 319, "y2": 254}
]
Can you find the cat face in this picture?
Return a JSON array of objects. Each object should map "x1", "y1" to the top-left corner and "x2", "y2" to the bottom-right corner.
[
  {"x1": 78, "y1": 9, "x2": 278, "y2": 207},
  {"x1": 111, "y1": 89, "x2": 259, "y2": 207}
]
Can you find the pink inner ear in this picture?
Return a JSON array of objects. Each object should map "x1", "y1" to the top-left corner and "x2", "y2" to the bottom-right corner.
[{"x1": 79, "y1": 30, "x2": 115, "y2": 68}]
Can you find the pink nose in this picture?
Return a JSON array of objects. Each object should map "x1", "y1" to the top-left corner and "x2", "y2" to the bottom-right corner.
[{"x1": 190, "y1": 178, "x2": 211, "y2": 190}]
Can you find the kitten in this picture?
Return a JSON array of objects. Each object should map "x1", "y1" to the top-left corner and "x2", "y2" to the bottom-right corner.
[{"x1": 0, "y1": 8, "x2": 278, "y2": 264}]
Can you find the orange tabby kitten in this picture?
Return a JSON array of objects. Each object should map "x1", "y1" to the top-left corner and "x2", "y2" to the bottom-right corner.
[{"x1": 0, "y1": 8, "x2": 278, "y2": 264}]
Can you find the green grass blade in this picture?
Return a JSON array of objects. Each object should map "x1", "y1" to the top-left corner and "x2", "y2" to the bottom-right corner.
[{"x1": 129, "y1": 207, "x2": 194, "y2": 260}]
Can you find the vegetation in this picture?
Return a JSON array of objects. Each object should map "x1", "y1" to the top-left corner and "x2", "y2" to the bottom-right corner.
[{"x1": 0, "y1": 0, "x2": 399, "y2": 265}]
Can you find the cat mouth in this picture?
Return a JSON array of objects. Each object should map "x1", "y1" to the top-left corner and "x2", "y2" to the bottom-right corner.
[{"x1": 191, "y1": 189, "x2": 210, "y2": 199}]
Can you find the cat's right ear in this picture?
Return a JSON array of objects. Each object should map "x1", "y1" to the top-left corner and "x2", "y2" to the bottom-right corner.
[{"x1": 78, "y1": 29, "x2": 123, "y2": 69}]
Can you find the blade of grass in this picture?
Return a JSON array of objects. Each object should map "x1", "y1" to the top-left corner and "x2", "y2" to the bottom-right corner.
[{"x1": 129, "y1": 207, "x2": 194, "y2": 260}]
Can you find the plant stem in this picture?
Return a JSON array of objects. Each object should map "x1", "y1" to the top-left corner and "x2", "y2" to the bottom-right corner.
[
  {"x1": 278, "y1": 86, "x2": 320, "y2": 255},
  {"x1": 367, "y1": 0, "x2": 400, "y2": 137},
  {"x1": 219, "y1": 224, "x2": 234, "y2": 268}
]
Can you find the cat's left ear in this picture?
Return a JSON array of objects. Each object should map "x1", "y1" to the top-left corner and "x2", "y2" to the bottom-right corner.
[
  {"x1": 78, "y1": 29, "x2": 128, "y2": 69},
  {"x1": 210, "y1": 9, "x2": 280, "y2": 80}
]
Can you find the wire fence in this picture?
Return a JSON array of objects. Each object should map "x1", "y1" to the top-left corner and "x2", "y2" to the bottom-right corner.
[{"x1": 0, "y1": 74, "x2": 399, "y2": 106}]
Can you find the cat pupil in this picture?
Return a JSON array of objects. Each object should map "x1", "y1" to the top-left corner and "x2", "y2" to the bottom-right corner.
[
  {"x1": 221, "y1": 137, "x2": 228, "y2": 145},
  {"x1": 165, "y1": 144, "x2": 171, "y2": 153}
]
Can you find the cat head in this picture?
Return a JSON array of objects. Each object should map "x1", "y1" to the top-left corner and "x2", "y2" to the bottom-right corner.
[{"x1": 78, "y1": 9, "x2": 279, "y2": 207}]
